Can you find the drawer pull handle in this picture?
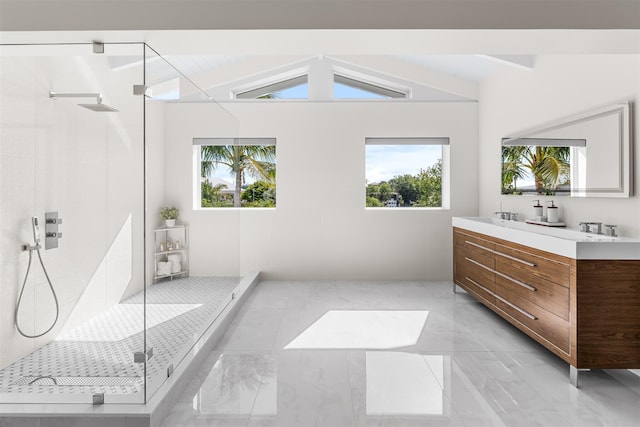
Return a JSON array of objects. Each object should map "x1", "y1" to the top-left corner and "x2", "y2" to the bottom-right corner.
[
  {"x1": 495, "y1": 294, "x2": 537, "y2": 320},
  {"x1": 466, "y1": 240, "x2": 537, "y2": 268},
  {"x1": 466, "y1": 276, "x2": 537, "y2": 320},
  {"x1": 494, "y1": 251, "x2": 537, "y2": 267},
  {"x1": 466, "y1": 257, "x2": 537, "y2": 292},
  {"x1": 495, "y1": 271, "x2": 537, "y2": 292},
  {"x1": 467, "y1": 278, "x2": 494, "y2": 296},
  {"x1": 465, "y1": 257, "x2": 493, "y2": 273},
  {"x1": 465, "y1": 240, "x2": 493, "y2": 253}
]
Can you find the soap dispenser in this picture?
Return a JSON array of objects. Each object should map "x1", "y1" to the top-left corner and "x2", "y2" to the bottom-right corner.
[
  {"x1": 547, "y1": 200, "x2": 559, "y2": 223},
  {"x1": 533, "y1": 200, "x2": 543, "y2": 221}
]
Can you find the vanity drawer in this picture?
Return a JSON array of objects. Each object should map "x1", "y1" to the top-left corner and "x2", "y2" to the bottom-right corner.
[
  {"x1": 455, "y1": 231, "x2": 495, "y2": 253},
  {"x1": 460, "y1": 255, "x2": 495, "y2": 288},
  {"x1": 493, "y1": 285, "x2": 570, "y2": 353},
  {"x1": 458, "y1": 273, "x2": 496, "y2": 305},
  {"x1": 461, "y1": 245, "x2": 494, "y2": 270},
  {"x1": 494, "y1": 265, "x2": 570, "y2": 320},
  {"x1": 493, "y1": 242, "x2": 571, "y2": 288},
  {"x1": 455, "y1": 231, "x2": 495, "y2": 268}
]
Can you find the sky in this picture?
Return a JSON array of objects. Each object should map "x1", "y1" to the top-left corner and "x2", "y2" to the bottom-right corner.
[
  {"x1": 366, "y1": 145, "x2": 442, "y2": 184},
  {"x1": 271, "y1": 81, "x2": 386, "y2": 99}
]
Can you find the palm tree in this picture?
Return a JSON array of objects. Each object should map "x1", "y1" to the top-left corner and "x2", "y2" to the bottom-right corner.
[
  {"x1": 201, "y1": 145, "x2": 276, "y2": 207},
  {"x1": 502, "y1": 146, "x2": 528, "y2": 193},
  {"x1": 502, "y1": 145, "x2": 570, "y2": 194}
]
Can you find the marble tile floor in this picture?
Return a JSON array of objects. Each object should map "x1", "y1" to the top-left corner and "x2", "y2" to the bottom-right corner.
[{"x1": 160, "y1": 280, "x2": 640, "y2": 427}]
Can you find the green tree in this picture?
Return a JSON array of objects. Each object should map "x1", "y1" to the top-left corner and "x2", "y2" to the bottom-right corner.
[
  {"x1": 365, "y1": 159, "x2": 443, "y2": 207},
  {"x1": 389, "y1": 174, "x2": 419, "y2": 206},
  {"x1": 241, "y1": 181, "x2": 276, "y2": 207},
  {"x1": 416, "y1": 159, "x2": 442, "y2": 207},
  {"x1": 366, "y1": 183, "x2": 379, "y2": 200},
  {"x1": 366, "y1": 196, "x2": 384, "y2": 207},
  {"x1": 378, "y1": 182, "x2": 392, "y2": 203},
  {"x1": 201, "y1": 145, "x2": 276, "y2": 207},
  {"x1": 366, "y1": 181, "x2": 393, "y2": 204}
]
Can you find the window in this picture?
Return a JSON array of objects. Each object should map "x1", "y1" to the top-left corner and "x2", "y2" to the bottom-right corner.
[
  {"x1": 334, "y1": 74, "x2": 407, "y2": 99},
  {"x1": 235, "y1": 75, "x2": 308, "y2": 99},
  {"x1": 365, "y1": 137, "x2": 449, "y2": 208},
  {"x1": 193, "y1": 138, "x2": 276, "y2": 208}
]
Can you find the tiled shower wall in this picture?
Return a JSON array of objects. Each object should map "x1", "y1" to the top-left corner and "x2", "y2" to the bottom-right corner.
[{"x1": 0, "y1": 47, "x2": 146, "y2": 370}]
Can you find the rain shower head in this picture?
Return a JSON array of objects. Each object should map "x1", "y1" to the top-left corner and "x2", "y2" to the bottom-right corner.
[
  {"x1": 78, "y1": 103, "x2": 119, "y2": 112},
  {"x1": 49, "y1": 91, "x2": 118, "y2": 112}
]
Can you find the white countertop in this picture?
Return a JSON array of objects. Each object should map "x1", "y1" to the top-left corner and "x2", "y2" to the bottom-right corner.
[{"x1": 452, "y1": 217, "x2": 640, "y2": 260}]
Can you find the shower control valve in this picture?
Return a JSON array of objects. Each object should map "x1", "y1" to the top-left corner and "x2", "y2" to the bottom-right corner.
[{"x1": 44, "y1": 211, "x2": 62, "y2": 250}]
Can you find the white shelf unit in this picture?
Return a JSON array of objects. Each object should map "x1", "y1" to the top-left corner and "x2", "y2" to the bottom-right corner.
[{"x1": 153, "y1": 225, "x2": 189, "y2": 282}]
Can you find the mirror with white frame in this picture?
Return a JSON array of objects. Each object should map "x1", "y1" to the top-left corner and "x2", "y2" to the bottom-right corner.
[{"x1": 501, "y1": 102, "x2": 632, "y2": 198}]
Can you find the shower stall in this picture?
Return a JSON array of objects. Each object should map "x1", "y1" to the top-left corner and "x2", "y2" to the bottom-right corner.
[{"x1": 0, "y1": 42, "x2": 245, "y2": 409}]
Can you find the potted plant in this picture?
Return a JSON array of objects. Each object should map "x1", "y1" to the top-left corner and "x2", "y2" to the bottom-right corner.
[{"x1": 160, "y1": 206, "x2": 179, "y2": 227}]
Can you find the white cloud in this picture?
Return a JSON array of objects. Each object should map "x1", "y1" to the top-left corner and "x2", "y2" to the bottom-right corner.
[{"x1": 366, "y1": 145, "x2": 441, "y2": 183}]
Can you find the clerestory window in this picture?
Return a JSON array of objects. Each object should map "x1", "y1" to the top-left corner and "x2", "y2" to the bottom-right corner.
[{"x1": 235, "y1": 75, "x2": 308, "y2": 99}]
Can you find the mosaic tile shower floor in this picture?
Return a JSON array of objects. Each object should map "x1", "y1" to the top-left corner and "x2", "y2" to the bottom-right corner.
[{"x1": 0, "y1": 276, "x2": 239, "y2": 396}]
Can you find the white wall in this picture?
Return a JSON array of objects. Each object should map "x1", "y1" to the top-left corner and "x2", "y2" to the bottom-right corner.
[
  {"x1": 0, "y1": 50, "x2": 145, "y2": 369},
  {"x1": 163, "y1": 101, "x2": 478, "y2": 280},
  {"x1": 479, "y1": 54, "x2": 640, "y2": 237}
]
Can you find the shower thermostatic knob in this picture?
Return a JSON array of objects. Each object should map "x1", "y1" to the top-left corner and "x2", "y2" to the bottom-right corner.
[{"x1": 45, "y1": 211, "x2": 62, "y2": 249}]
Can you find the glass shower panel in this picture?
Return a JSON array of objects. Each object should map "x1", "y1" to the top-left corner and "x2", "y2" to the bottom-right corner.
[
  {"x1": 0, "y1": 42, "x2": 146, "y2": 404},
  {"x1": 143, "y1": 45, "x2": 240, "y2": 402}
]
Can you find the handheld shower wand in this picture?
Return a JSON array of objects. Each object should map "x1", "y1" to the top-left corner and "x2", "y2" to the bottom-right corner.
[
  {"x1": 32, "y1": 217, "x2": 40, "y2": 245},
  {"x1": 15, "y1": 216, "x2": 59, "y2": 338}
]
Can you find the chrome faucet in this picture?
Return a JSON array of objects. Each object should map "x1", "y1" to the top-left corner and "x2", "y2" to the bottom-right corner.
[
  {"x1": 604, "y1": 224, "x2": 618, "y2": 237},
  {"x1": 587, "y1": 222, "x2": 603, "y2": 234},
  {"x1": 494, "y1": 211, "x2": 518, "y2": 221}
]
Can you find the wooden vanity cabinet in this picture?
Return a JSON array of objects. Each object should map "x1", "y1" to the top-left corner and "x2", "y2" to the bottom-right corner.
[{"x1": 453, "y1": 227, "x2": 640, "y2": 383}]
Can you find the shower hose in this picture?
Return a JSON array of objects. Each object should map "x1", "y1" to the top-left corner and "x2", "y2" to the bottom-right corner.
[{"x1": 15, "y1": 246, "x2": 59, "y2": 338}]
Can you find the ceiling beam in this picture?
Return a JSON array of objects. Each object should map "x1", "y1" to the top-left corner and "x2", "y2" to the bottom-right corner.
[
  {"x1": 1, "y1": 1, "x2": 639, "y2": 31},
  {"x1": 1, "y1": 30, "x2": 638, "y2": 56}
]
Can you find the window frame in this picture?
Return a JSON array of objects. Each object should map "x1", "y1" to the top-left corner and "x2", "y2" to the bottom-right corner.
[
  {"x1": 365, "y1": 137, "x2": 450, "y2": 210},
  {"x1": 193, "y1": 137, "x2": 277, "y2": 209},
  {"x1": 335, "y1": 74, "x2": 407, "y2": 99}
]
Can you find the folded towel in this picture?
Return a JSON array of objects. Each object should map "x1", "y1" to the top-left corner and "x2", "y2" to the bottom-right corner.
[
  {"x1": 157, "y1": 262, "x2": 172, "y2": 276},
  {"x1": 167, "y1": 254, "x2": 182, "y2": 263},
  {"x1": 171, "y1": 261, "x2": 182, "y2": 273}
]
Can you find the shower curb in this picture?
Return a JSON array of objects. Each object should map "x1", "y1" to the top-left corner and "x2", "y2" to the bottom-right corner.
[{"x1": 147, "y1": 271, "x2": 260, "y2": 426}]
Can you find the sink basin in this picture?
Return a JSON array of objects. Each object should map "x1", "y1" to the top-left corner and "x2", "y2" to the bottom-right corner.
[
  {"x1": 452, "y1": 217, "x2": 640, "y2": 260},
  {"x1": 485, "y1": 218, "x2": 619, "y2": 241}
]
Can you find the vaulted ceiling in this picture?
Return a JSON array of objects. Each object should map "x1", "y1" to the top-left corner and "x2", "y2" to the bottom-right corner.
[
  {"x1": 2, "y1": 0, "x2": 638, "y2": 103},
  {"x1": 146, "y1": 53, "x2": 532, "y2": 102},
  {"x1": 133, "y1": 30, "x2": 637, "y2": 102}
]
